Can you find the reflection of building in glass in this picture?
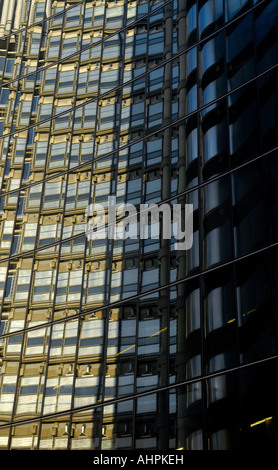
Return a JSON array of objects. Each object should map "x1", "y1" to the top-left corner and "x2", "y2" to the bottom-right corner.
[{"x1": 0, "y1": 0, "x2": 278, "y2": 451}]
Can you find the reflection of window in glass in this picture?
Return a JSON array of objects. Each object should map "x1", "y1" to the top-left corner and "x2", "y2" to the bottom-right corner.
[
  {"x1": 61, "y1": 35, "x2": 80, "y2": 59},
  {"x1": 0, "y1": 220, "x2": 14, "y2": 249},
  {"x1": 49, "y1": 141, "x2": 69, "y2": 168},
  {"x1": 53, "y1": 103, "x2": 72, "y2": 130},
  {"x1": 200, "y1": 31, "x2": 226, "y2": 105},
  {"x1": 225, "y1": 0, "x2": 249, "y2": 21},
  {"x1": 74, "y1": 375, "x2": 101, "y2": 408},
  {"x1": 148, "y1": 29, "x2": 164, "y2": 56},
  {"x1": 65, "y1": 180, "x2": 90, "y2": 210},
  {"x1": 186, "y1": 288, "x2": 201, "y2": 335},
  {"x1": 42, "y1": 66, "x2": 57, "y2": 92},
  {"x1": 134, "y1": 29, "x2": 147, "y2": 56},
  {"x1": 147, "y1": 100, "x2": 163, "y2": 129},
  {"x1": 0, "y1": 375, "x2": 18, "y2": 414},
  {"x1": 226, "y1": 14, "x2": 255, "y2": 91},
  {"x1": 102, "y1": 36, "x2": 121, "y2": 60},
  {"x1": 201, "y1": 102, "x2": 228, "y2": 180},
  {"x1": 43, "y1": 181, "x2": 66, "y2": 209},
  {"x1": 37, "y1": 100, "x2": 53, "y2": 123},
  {"x1": 78, "y1": 65, "x2": 100, "y2": 96},
  {"x1": 65, "y1": 5, "x2": 82, "y2": 27},
  {"x1": 57, "y1": 68, "x2": 76, "y2": 94},
  {"x1": 106, "y1": 3, "x2": 124, "y2": 28},
  {"x1": 22, "y1": 223, "x2": 37, "y2": 251},
  {"x1": 14, "y1": 269, "x2": 32, "y2": 301},
  {"x1": 25, "y1": 324, "x2": 50, "y2": 356},
  {"x1": 100, "y1": 65, "x2": 119, "y2": 92},
  {"x1": 51, "y1": 6, "x2": 64, "y2": 26},
  {"x1": 44, "y1": 375, "x2": 74, "y2": 414},
  {"x1": 34, "y1": 141, "x2": 48, "y2": 167},
  {"x1": 33, "y1": 270, "x2": 56, "y2": 302},
  {"x1": 47, "y1": 35, "x2": 61, "y2": 58},
  {"x1": 86, "y1": 269, "x2": 107, "y2": 303},
  {"x1": 81, "y1": 33, "x2": 102, "y2": 61},
  {"x1": 146, "y1": 138, "x2": 162, "y2": 166},
  {"x1": 228, "y1": 82, "x2": 259, "y2": 167},
  {"x1": 141, "y1": 267, "x2": 159, "y2": 292},
  {"x1": 0, "y1": 266, "x2": 7, "y2": 298},
  {"x1": 98, "y1": 101, "x2": 118, "y2": 131},
  {"x1": 199, "y1": 0, "x2": 223, "y2": 36},
  {"x1": 78, "y1": 319, "x2": 104, "y2": 357},
  {"x1": 18, "y1": 98, "x2": 32, "y2": 125},
  {"x1": 74, "y1": 101, "x2": 97, "y2": 130},
  {"x1": 39, "y1": 223, "x2": 60, "y2": 248},
  {"x1": 29, "y1": 32, "x2": 41, "y2": 55},
  {"x1": 16, "y1": 375, "x2": 43, "y2": 415},
  {"x1": 203, "y1": 177, "x2": 232, "y2": 267}
]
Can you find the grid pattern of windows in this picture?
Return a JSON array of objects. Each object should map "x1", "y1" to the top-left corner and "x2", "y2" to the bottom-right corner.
[{"x1": 0, "y1": 0, "x2": 278, "y2": 451}]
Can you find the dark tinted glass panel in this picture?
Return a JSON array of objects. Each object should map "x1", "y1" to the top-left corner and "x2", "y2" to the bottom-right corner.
[
  {"x1": 201, "y1": 100, "x2": 229, "y2": 181},
  {"x1": 206, "y1": 371, "x2": 240, "y2": 449},
  {"x1": 258, "y1": 67, "x2": 278, "y2": 153},
  {"x1": 241, "y1": 359, "x2": 278, "y2": 449},
  {"x1": 265, "y1": 151, "x2": 278, "y2": 244},
  {"x1": 255, "y1": 0, "x2": 278, "y2": 73},
  {"x1": 232, "y1": 160, "x2": 267, "y2": 257},
  {"x1": 226, "y1": 13, "x2": 255, "y2": 91},
  {"x1": 203, "y1": 266, "x2": 238, "y2": 373},
  {"x1": 203, "y1": 175, "x2": 233, "y2": 268},
  {"x1": 228, "y1": 82, "x2": 260, "y2": 168},
  {"x1": 236, "y1": 253, "x2": 276, "y2": 364},
  {"x1": 200, "y1": 30, "x2": 226, "y2": 107}
]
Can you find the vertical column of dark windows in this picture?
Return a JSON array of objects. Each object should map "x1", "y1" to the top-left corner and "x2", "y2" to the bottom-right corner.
[
  {"x1": 101, "y1": 0, "x2": 131, "y2": 451},
  {"x1": 33, "y1": 4, "x2": 69, "y2": 448},
  {"x1": 0, "y1": 21, "x2": 32, "y2": 308},
  {"x1": 0, "y1": 8, "x2": 17, "y2": 138},
  {"x1": 240, "y1": 358, "x2": 278, "y2": 449},
  {"x1": 174, "y1": 0, "x2": 202, "y2": 450},
  {"x1": 203, "y1": 265, "x2": 238, "y2": 374},
  {"x1": 2, "y1": 3, "x2": 50, "y2": 444},
  {"x1": 4, "y1": 0, "x2": 47, "y2": 262},
  {"x1": 236, "y1": 252, "x2": 276, "y2": 365},
  {"x1": 196, "y1": 0, "x2": 207, "y2": 450},
  {"x1": 154, "y1": 0, "x2": 173, "y2": 448},
  {"x1": 205, "y1": 370, "x2": 241, "y2": 449},
  {"x1": 89, "y1": 1, "x2": 114, "y2": 451},
  {"x1": 119, "y1": 2, "x2": 149, "y2": 448},
  {"x1": 2, "y1": 3, "x2": 38, "y2": 449},
  {"x1": 135, "y1": 1, "x2": 159, "y2": 449},
  {"x1": 176, "y1": 380, "x2": 203, "y2": 450},
  {"x1": 53, "y1": 3, "x2": 90, "y2": 450}
]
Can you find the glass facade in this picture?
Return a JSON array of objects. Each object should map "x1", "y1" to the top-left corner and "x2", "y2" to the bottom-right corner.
[{"x1": 0, "y1": 0, "x2": 277, "y2": 451}]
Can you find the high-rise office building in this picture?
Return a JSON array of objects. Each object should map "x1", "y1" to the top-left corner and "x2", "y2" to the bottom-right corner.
[{"x1": 0, "y1": 0, "x2": 277, "y2": 451}]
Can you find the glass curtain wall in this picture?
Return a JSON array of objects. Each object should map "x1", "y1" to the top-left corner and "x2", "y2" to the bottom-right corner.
[{"x1": 0, "y1": 0, "x2": 277, "y2": 450}]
